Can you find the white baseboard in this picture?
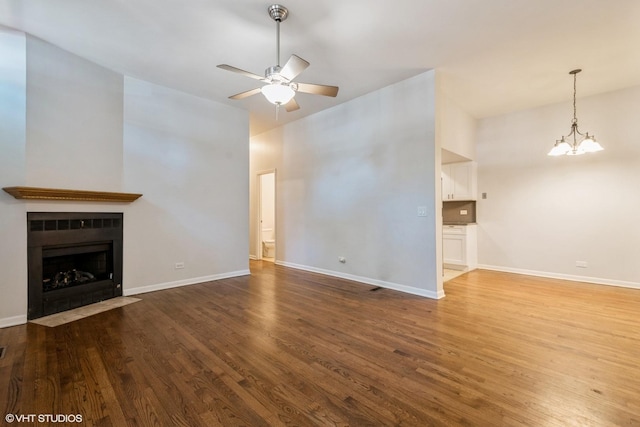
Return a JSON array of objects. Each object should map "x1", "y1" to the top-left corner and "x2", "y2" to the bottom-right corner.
[
  {"x1": 275, "y1": 260, "x2": 444, "y2": 299},
  {"x1": 124, "y1": 269, "x2": 251, "y2": 296},
  {"x1": 249, "y1": 255, "x2": 258, "y2": 260},
  {"x1": 477, "y1": 264, "x2": 640, "y2": 290},
  {"x1": 0, "y1": 314, "x2": 28, "y2": 328}
]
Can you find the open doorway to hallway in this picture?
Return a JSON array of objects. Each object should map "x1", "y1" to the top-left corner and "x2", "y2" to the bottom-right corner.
[{"x1": 258, "y1": 171, "x2": 276, "y2": 262}]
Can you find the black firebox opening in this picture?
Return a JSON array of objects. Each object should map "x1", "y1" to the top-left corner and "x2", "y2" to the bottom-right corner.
[{"x1": 42, "y1": 243, "x2": 113, "y2": 292}]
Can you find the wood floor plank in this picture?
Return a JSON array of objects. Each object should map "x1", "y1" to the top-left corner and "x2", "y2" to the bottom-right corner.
[{"x1": 1, "y1": 263, "x2": 640, "y2": 426}]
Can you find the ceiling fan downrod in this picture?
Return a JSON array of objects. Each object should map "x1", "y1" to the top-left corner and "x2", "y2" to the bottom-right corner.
[{"x1": 268, "y1": 4, "x2": 288, "y2": 68}]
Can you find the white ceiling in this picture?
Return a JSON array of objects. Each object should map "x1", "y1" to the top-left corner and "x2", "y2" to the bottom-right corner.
[{"x1": 2, "y1": 0, "x2": 640, "y2": 136}]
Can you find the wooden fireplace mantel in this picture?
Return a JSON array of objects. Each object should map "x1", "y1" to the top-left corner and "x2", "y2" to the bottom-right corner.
[{"x1": 2, "y1": 186, "x2": 142, "y2": 203}]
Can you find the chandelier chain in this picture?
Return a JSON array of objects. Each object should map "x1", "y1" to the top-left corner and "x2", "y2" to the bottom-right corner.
[{"x1": 572, "y1": 72, "x2": 577, "y2": 124}]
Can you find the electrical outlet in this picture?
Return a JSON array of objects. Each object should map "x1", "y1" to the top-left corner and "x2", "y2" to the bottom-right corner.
[
  {"x1": 575, "y1": 261, "x2": 588, "y2": 268},
  {"x1": 338, "y1": 257, "x2": 346, "y2": 263},
  {"x1": 417, "y1": 206, "x2": 428, "y2": 217},
  {"x1": 175, "y1": 262, "x2": 185, "y2": 269},
  {"x1": 460, "y1": 209, "x2": 468, "y2": 215}
]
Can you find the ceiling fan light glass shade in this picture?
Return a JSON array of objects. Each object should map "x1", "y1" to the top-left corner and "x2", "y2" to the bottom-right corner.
[
  {"x1": 548, "y1": 140, "x2": 572, "y2": 156},
  {"x1": 261, "y1": 84, "x2": 295, "y2": 105},
  {"x1": 579, "y1": 135, "x2": 604, "y2": 153}
]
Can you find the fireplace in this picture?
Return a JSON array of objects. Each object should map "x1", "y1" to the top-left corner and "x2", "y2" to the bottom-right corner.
[{"x1": 27, "y1": 212, "x2": 123, "y2": 320}]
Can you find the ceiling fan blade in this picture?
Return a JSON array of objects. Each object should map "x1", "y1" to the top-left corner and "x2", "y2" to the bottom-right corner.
[
  {"x1": 283, "y1": 98, "x2": 300, "y2": 112},
  {"x1": 279, "y1": 55, "x2": 310, "y2": 81},
  {"x1": 295, "y1": 82, "x2": 339, "y2": 97},
  {"x1": 229, "y1": 88, "x2": 262, "y2": 100},
  {"x1": 217, "y1": 64, "x2": 265, "y2": 81}
]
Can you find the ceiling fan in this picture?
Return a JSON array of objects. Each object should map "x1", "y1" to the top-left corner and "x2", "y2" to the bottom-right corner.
[{"x1": 217, "y1": 4, "x2": 339, "y2": 115}]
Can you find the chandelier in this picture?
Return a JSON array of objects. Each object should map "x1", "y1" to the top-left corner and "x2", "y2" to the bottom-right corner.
[{"x1": 548, "y1": 69, "x2": 604, "y2": 156}]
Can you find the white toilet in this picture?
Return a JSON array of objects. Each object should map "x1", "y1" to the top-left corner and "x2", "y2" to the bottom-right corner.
[{"x1": 261, "y1": 229, "x2": 275, "y2": 258}]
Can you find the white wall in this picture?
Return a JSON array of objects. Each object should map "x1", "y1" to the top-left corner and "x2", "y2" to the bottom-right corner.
[
  {"x1": 0, "y1": 27, "x2": 27, "y2": 327},
  {"x1": 123, "y1": 77, "x2": 249, "y2": 292},
  {"x1": 25, "y1": 37, "x2": 124, "y2": 189},
  {"x1": 250, "y1": 71, "x2": 442, "y2": 298},
  {"x1": 0, "y1": 32, "x2": 250, "y2": 326},
  {"x1": 437, "y1": 91, "x2": 477, "y2": 161},
  {"x1": 477, "y1": 85, "x2": 640, "y2": 288}
]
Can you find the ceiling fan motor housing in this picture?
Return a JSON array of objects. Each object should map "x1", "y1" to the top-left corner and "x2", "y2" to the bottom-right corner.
[
  {"x1": 265, "y1": 65, "x2": 282, "y2": 80},
  {"x1": 265, "y1": 65, "x2": 291, "y2": 83}
]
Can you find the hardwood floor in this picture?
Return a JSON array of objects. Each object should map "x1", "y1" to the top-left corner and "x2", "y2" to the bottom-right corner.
[{"x1": 1, "y1": 262, "x2": 639, "y2": 426}]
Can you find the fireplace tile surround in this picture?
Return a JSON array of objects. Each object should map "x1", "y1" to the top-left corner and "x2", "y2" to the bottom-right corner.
[{"x1": 27, "y1": 212, "x2": 124, "y2": 320}]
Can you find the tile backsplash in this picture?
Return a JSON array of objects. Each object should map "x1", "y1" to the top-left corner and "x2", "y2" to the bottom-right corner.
[{"x1": 443, "y1": 200, "x2": 476, "y2": 224}]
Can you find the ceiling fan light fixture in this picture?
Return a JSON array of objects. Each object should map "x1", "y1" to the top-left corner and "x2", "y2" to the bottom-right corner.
[{"x1": 261, "y1": 83, "x2": 295, "y2": 105}]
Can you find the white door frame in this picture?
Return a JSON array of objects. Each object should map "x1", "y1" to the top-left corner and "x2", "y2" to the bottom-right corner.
[{"x1": 257, "y1": 169, "x2": 276, "y2": 261}]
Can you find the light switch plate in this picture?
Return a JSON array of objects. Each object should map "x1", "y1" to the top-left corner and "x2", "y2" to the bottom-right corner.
[{"x1": 417, "y1": 206, "x2": 428, "y2": 217}]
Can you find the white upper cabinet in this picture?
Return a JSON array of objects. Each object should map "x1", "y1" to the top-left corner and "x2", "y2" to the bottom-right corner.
[{"x1": 442, "y1": 161, "x2": 477, "y2": 201}]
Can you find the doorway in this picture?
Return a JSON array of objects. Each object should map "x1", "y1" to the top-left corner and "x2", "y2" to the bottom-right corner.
[{"x1": 258, "y1": 171, "x2": 276, "y2": 262}]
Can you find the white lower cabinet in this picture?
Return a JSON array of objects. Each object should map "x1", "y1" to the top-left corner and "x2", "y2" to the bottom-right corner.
[
  {"x1": 443, "y1": 233, "x2": 466, "y2": 265},
  {"x1": 443, "y1": 224, "x2": 477, "y2": 270}
]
